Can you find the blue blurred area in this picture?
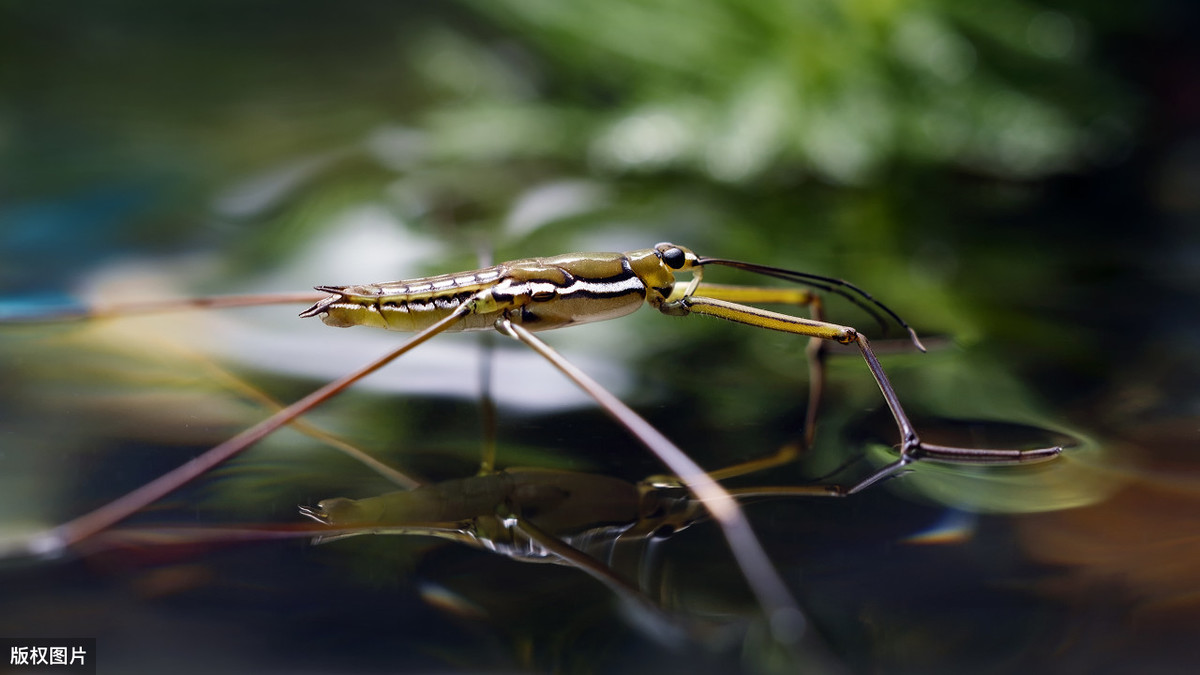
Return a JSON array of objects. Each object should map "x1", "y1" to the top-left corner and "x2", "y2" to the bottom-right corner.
[{"x1": 0, "y1": 184, "x2": 173, "y2": 291}]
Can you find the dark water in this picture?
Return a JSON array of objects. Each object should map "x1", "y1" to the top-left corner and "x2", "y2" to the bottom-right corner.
[{"x1": 1, "y1": 2, "x2": 1198, "y2": 673}]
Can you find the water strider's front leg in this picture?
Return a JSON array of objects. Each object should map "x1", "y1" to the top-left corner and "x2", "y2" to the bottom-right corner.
[
  {"x1": 677, "y1": 283, "x2": 829, "y2": 481},
  {"x1": 681, "y1": 283, "x2": 827, "y2": 446},
  {"x1": 664, "y1": 294, "x2": 1063, "y2": 494}
]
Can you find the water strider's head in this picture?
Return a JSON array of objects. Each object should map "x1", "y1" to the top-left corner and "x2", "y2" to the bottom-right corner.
[
  {"x1": 651, "y1": 242, "x2": 702, "y2": 273},
  {"x1": 629, "y1": 242, "x2": 703, "y2": 309}
]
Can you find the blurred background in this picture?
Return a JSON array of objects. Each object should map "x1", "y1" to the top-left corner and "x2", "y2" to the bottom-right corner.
[{"x1": 0, "y1": 1, "x2": 1197, "y2": 673}]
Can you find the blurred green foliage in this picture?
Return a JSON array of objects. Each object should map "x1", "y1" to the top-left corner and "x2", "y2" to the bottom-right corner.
[
  {"x1": 462, "y1": 0, "x2": 1130, "y2": 183},
  {"x1": 0, "y1": 0, "x2": 1136, "y2": 259}
]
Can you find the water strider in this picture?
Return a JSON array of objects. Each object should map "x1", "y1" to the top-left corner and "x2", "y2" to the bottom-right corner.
[{"x1": 0, "y1": 242, "x2": 1063, "y2": 643}]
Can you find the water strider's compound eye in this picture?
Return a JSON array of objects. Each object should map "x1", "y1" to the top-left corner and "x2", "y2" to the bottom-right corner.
[{"x1": 659, "y1": 245, "x2": 686, "y2": 269}]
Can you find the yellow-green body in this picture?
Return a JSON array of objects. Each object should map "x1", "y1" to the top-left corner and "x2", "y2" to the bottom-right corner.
[{"x1": 299, "y1": 248, "x2": 682, "y2": 333}]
